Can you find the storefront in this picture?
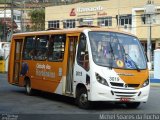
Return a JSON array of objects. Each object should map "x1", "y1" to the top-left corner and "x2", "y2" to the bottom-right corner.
[{"x1": 45, "y1": 0, "x2": 160, "y2": 58}]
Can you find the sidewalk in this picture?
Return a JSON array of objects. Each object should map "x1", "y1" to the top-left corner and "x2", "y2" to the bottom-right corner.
[{"x1": 150, "y1": 70, "x2": 160, "y2": 87}]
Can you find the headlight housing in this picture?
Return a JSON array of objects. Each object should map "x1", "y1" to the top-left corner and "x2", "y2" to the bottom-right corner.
[
  {"x1": 95, "y1": 73, "x2": 109, "y2": 86},
  {"x1": 142, "y1": 79, "x2": 150, "y2": 87}
]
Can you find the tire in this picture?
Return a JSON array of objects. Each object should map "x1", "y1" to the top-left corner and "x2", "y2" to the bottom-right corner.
[
  {"x1": 25, "y1": 80, "x2": 33, "y2": 95},
  {"x1": 76, "y1": 88, "x2": 90, "y2": 109},
  {"x1": 125, "y1": 102, "x2": 141, "y2": 109}
]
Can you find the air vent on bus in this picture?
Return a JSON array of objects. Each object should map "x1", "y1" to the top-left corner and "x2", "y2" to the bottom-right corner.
[
  {"x1": 110, "y1": 82, "x2": 124, "y2": 87},
  {"x1": 110, "y1": 82, "x2": 140, "y2": 88},
  {"x1": 113, "y1": 91, "x2": 137, "y2": 98},
  {"x1": 77, "y1": 25, "x2": 100, "y2": 28},
  {"x1": 127, "y1": 84, "x2": 140, "y2": 88},
  {"x1": 46, "y1": 28, "x2": 62, "y2": 30}
]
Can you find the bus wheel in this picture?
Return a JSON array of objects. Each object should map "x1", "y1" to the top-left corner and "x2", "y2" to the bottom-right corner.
[
  {"x1": 76, "y1": 88, "x2": 90, "y2": 109},
  {"x1": 25, "y1": 80, "x2": 33, "y2": 95},
  {"x1": 125, "y1": 102, "x2": 140, "y2": 109}
]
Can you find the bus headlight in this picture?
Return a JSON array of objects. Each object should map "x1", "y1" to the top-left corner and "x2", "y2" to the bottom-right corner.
[
  {"x1": 95, "y1": 73, "x2": 109, "y2": 86},
  {"x1": 142, "y1": 79, "x2": 149, "y2": 87}
]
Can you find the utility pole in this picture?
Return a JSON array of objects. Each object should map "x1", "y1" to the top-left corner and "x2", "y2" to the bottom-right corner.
[
  {"x1": 21, "y1": 1, "x2": 26, "y2": 32},
  {"x1": 144, "y1": 0, "x2": 156, "y2": 70},
  {"x1": 4, "y1": 0, "x2": 6, "y2": 42},
  {"x1": 117, "y1": 0, "x2": 120, "y2": 30},
  {"x1": 20, "y1": 2, "x2": 23, "y2": 32},
  {"x1": 11, "y1": 0, "x2": 14, "y2": 37},
  {"x1": 23, "y1": 1, "x2": 26, "y2": 32}
]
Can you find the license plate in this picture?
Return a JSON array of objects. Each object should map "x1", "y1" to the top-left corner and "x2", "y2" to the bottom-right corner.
[{"x1": 120, "y1": 98, "x2": 130, "y2": 102}]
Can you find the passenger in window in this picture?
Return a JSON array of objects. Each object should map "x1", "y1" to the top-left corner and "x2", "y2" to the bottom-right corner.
[
  {"x1": 48, "y1": 38, "x2": 54, "y2": 61},
  {"x1": 90, "y1": 37, "x2": 97, "y2": 52},
  {"x1": 83, "y1": 51, "x2": 89, "y2": 70},
  {"x1": 53, "y1": 51, "x2": 62, "y2": 61},
  {"x1": 36, "y1": 50, "x2": 43, "y2": 60},
  {"x1": 29, "y1": 49, "x2": 35, "y2": 59},
  {"x1": 24, "y1": 49, "x2": 30, "y2": 59},
  {"x1": 111, "y1": 39, "x2": 121, "y2": 60},
  {"x1": 48, "y1": 50, "x2": 53, "y2": 61}
]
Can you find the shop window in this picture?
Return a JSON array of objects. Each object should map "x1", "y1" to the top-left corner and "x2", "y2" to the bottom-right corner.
[
  {"x1": 13, "y1": 15, "x2": 16, "y2": 20},
  {"x1": 23, "y1": 36, "x2": 36, "y2": 60},
  {"x1": 118, "y1": 14, "x2": 132, "y2": 26},
  {"x1": 48, "y1": 20, "x2": 60, "y2": 29},
  {"x1": 63, "y1": 19, "x2": 75, "y2": 29},
  {"x1": 77, "y1": 33, "x2": 89, "y2": 70},
  {"x1": 48, "y1": 35, "x2": 66, "y2": 62},
  {"x1": 79, "y1": 18, "x2": 93, "y2": 26},
  {"x1": 17, "y1": 16, "x2": 21, "y2": 20},
  {"x1": 98, "y1": 17, "x2": 112, "y2": 26},
  {"x1": 35, "y1": 35, "x2": 49, "y2": 61}
]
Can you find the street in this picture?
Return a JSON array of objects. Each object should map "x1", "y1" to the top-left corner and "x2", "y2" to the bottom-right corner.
[{"x1": 0, "y1": 73, "x2": 160, "y2": 120}]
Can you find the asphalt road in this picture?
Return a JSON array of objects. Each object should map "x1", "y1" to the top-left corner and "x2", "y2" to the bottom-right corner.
[{"x1": 0, "y1": 73, "x2": 160, "y2": 120}]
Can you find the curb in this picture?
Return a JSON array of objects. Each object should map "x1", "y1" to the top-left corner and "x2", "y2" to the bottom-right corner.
[
  {"x1": 150, "y1": 83, "x2": 160, "y2": 87},
  {"x1": 0, "y1": 72, "x2": 7, "y2": 74}
]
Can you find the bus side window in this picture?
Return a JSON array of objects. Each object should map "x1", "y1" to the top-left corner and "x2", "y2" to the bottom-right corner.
[
  {"x1": 77, "y1": 33, "x2": 89, "y2": 70},
  {"x1": 23, "y1": 36, "x2": 36, "y2": 60},
  {"x1": 35, "y1": 35, "x2": 49, "y2": 61},
  {"x1": 48, "y1": 35, "x2": 66, "y2": 62}
]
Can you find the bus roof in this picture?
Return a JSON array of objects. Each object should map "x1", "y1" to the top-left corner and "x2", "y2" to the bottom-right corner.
[{"x1": 12, "y1": 27, "x2": 136, "y2": 38}]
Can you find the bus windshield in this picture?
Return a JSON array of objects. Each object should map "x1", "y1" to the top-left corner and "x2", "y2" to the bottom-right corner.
[{"x1": 89, "y1": 31, "x2": 147, "y2": 70}]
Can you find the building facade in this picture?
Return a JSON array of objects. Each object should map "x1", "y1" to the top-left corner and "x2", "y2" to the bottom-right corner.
[
  {"x1": 0, "y1": 10, "x2": 21, "y2": 30},
  {"x1": 0, "y1": 9, "x2": 22, "y2": 41},
  {"x1": 45, "y1": 0, "x2": 160, "y2": 55}
]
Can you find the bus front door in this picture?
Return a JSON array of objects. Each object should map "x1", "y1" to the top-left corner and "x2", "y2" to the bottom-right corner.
[
  {"x1": 66, "y1": 36, "x2": 77, "y2": 94},
  {"x1": 13, "y1": 39, "x2": 23, "y2": 84}
]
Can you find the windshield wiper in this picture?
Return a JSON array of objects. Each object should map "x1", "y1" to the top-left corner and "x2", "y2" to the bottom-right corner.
[
  {"x1": 119, "y1": 44, "x2": 140, "y2": 72},
  {"x1": 108, "y1": 42, "x2": 115, "y2": 69},
  {"x1": 109, "y1": 42, "x2": 115, "y2": 60},
  {"x1": 124, "y1": 53, "x2": 140, "y2": 72}
]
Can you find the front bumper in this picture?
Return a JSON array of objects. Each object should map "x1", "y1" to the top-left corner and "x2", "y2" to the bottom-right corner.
[{"x1": 89, "y1": 83, "x2": 150, "y2": 102}]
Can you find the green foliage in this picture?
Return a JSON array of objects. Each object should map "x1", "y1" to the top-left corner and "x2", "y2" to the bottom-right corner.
[
  {"x1": 0, "y1": 0, "x2": 11, "y2": 3},
  {"x1": 28, "y1": 8, "x2": 45, "y2": 31}
]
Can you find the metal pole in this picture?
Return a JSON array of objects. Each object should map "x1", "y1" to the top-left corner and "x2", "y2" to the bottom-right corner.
[
  {"x1": 4, "y1": 0, "x2": 6, "y2": 42},
  {"x1": 147, "y1": 15, "x2": 152, "y2": 63},
  {"x1": 11, "y1": 0, "x2": 14, "y2": 36},
  {"x1": 117, "y1": 0, "x2": 120, "y2": 30},
  {"x1": 21, "y1": 1, "x2": 23, "y2": 32},
  {"x1": 150, "y1": 20, "x2": 152, "y2": 61},
  {"x1": 145, "y1": 0, "x2": 156, "y2": 70},
  {"x1": 21, "y1": 1, "x2": 26, "y2": 32},
  {"x1": 23, "y1": 1, "x2": 26, "y2": 32}
]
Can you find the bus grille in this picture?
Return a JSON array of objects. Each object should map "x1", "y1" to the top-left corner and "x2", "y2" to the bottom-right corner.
[
  {"x1": 110, "y1": 82, "x2": 123, "y2": 87},
  {"x1": 127, "y1": 84, "x2": 140, "y2": 88},
  {"x1": 112, "y1": 91, "x2": 138, "y2": 98},
  {"x1": 110, "y1": 82, "x2": 140, "y2": 88}
]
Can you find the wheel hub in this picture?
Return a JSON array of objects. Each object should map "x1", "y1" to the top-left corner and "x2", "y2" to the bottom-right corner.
[{"x1": 80, "y1": 93, "x2": 87, "y2": 104}]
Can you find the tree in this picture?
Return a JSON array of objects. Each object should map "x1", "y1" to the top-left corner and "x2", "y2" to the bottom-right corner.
[{"x1": 28, "y1": 8, "x2": 45, "y2": 31}]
